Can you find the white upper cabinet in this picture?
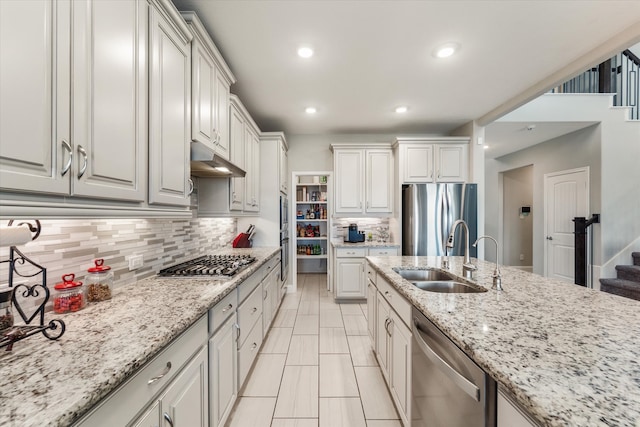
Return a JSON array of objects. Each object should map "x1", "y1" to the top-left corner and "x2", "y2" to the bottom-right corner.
[
  {"x1": 279, "y1": 139, "x2": 289, "y2": 194},
  {"x1": 396, "y1": 137, "x2": 469, "y2": 183},
  {"x1": 244, "y1": 127, "x2": 260, "y2": 212},
  {"x1": 148, "y1": 0, "x2": 192, "y2": 206},
  {"x1": 72, "y1": 0, "x2": 147, "y2": 201},
  {"x1": 332, "y1": 144, "x2": 393, "y2": 216},
  {"x1": 182, "y1": 12, "x2": 235, "y2": 161},
  {"x1": 229, "y1": 103, "x2": 245, "y2": 211},
  {"x1": 1, "y1": 0, "x2": 146, "y2": 201}
]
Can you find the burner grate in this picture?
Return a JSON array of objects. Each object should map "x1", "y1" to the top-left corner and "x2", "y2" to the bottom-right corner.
[{"x1": 159, "y1": 254, "x2": 256, "y2": 277}]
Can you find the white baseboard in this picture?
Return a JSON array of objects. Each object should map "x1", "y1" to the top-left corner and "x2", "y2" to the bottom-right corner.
[
  {"x1": 599, "y1": 236, "x2": 640, "y2": 279},
  {"x1": 510, "y1": 265, "x2": 533, "y2": 273}
]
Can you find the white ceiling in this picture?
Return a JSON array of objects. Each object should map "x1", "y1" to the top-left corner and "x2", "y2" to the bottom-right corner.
[{"x1": 171, "y1": 0, "x2": 640, "y2": 141}]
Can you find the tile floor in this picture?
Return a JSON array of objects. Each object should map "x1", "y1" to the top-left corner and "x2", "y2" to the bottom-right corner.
[{"x1": 226, "y1": 274, "x2": 402, "y2": 427}]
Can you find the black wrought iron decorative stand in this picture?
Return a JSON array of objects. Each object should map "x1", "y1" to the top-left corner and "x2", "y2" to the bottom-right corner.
[{"x1": 1, "y1": 220, "x2": 65, "y2": 350}]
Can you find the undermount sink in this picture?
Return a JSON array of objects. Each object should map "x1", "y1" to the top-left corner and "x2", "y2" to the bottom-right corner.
[{"x1": 393, "y1": 268, "x2": 487, "y2": 294}]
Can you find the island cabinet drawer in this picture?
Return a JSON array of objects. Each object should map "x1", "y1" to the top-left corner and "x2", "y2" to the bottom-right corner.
[
  {"x1": 368, "y1": 247, "x2": 399, "y2": 256},
  {"x1": 74, "y1": 315, "x2": 208, "y2": 427},
  {"x1": 238, "y1": 283, "x2": 263, "y2": 346},
  {"x1": 377, "y1": 276, "x2": 411, "y2": 327},
  {"x1": 209, "y1": 290, "x2": 237, "y2": 335},
  {"x1": 336, "y1": 247, "x2": 367, "y2": 258},
  {"x1": 366, "y1": 262, "x2": 377, "y2": 286},
  {"x1": 238, "y1": 315, "x2": 264, "y2": 387}
]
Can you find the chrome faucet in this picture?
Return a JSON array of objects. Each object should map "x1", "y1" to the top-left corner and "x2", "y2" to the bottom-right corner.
[
  {"x1": 446, "y1": 220, "x2": 477, "y2": 279},
  {"x1": 472, "y1": 235, "x2": 503, "y2": 291}
]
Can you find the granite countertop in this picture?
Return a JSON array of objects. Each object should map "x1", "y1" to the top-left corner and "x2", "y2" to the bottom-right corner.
[
  {"x1": 0, "y1": 247, "x2": 280, "y2": 427},
  {"x1": 366, "y1": 255, "x2": 640, "y2": 427},
  {"x1": 331, "y1": 239, "x2": 400, "y2": 248}
]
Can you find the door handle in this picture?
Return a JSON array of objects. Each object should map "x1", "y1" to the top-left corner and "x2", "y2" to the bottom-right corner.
[
  {"x1": 61, "y1": 139, "x2": 72, "y2": 176},
  {"x1": 148, "y1": 362, "x2": 172, "y2": 385},
  {"x1": 188, "y1": 178, "x2": 194, "y2": 195},
  {"x1": 546, "y1": 236, "x2": 553, "y2": 240},
  {"x1": 413, "y1": 317, "x2": 480, "y2": 402},
  {"x1": 77, "y1": 145, "x2": 87, "y2": 178},
  {"x1": 163, "y1": 412, "x2": 174, "y2": 427}
]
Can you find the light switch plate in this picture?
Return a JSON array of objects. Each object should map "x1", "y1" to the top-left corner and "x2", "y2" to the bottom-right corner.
[{"x1": 129, "y1": 254, "x2": 143, "y2": 271}]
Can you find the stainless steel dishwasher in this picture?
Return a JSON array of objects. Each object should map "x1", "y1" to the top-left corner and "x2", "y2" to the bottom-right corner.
[{"x1": 412, "y1": 307, "x2": 496, "y2": 427}]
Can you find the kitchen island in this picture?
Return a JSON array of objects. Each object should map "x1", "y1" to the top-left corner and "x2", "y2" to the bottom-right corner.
[
  {"x1": 0, "y1": 247, "x2": 280, "y2": 427},
  {"x1": 367, "y1": 255, "x2": 640, "y2": 427}
]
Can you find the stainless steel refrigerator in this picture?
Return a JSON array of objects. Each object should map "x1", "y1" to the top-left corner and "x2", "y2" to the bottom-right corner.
[{"x1": 402, "y1": 183, "x2": 477, "y2": 257}]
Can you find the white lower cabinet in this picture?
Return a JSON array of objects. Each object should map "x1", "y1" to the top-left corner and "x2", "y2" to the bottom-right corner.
[
  {"x1": 132, "y1": 400, "x2": 160, "y2": 426},
  {"x1": 369, "y1": 262, "x2": 411, "y2": 427},
  {"x1": 209, "y1": 314, "x2": 238, "y2": 427},
  {"x1": 498, "y1": 387, "x2": 539, "y2": 427},
  {"x1": 334, "y1": 246, "x2": 399, "y2": 300}
]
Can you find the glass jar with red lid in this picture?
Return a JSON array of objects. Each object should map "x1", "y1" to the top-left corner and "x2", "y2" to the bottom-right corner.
[
  {"x1": 86, "y1": 258, "x2": 113, "y2": 302},
  {"x1": 53, "y1": 274, "x2": 86, "y2": 313}
]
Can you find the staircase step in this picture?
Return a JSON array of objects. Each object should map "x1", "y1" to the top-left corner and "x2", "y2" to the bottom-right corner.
[
  {"x1": 633, "y1": 252, "x2": 640, "y2": 266},
  {"x1": 600, "y1": 278, "x2": 640, "y2": 301},
  {"x1": 616, "y1": 265, "x2": 640, "y2": 282}
]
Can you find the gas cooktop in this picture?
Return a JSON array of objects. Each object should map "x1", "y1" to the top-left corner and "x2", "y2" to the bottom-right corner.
[{"x1": 158, "y1": 254, "x2": 256, "y2": 277}]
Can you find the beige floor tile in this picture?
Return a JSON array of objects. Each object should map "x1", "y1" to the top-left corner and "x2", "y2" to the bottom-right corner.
[
  {"x1": 287, "y1": 335, "x2": 319, "y2": 365},
  {"x1": 319, "y1": 328, "x2": 350, "y2": 353},
  {"x1": 347, "y1": 335, "x2": 378, "y2": 366},
  {"x1": 339, "y1": 303, "x2": 363, "y2": 315},
  {"x1": 359, "y1": 304, "x2": 368, "y2": 319},
  {"x1": 319, "y1": 297, "x2": 337, "y2": 309},
  {"x1": 319, "y1": 354, "x2": 359, "y2": 397},
  {"x1": 343, "y1": 314, "x2": 368, "y2": 336},
  {"x1": 226, "y1": 397, "x2": 276, "y2": 427},
  {"x1": 293, "y1": 314, "x2": 319, "y2": 335},
  {"x1": 280, "y1": 295, "x2": 301, "y2": 310},
  {"x1": 319, "y1": 309, "x2": 343, "y2": 328},
  {"x1": 354, "y1": 367, "x2": 399, "y2": 420},
  {"x1": 261, "y1": 327, "x2": 293, "y2": 354},
  {"x1": 273, "y1": 309, "x2": 297, "y2": 327},
  {"x1": 241, "y1": 354, "x2": 286, "y2": 397},
  {"x1": 274, "y1": 366, "x2": 319, "y2": 418},
  {"x1": 271, "y1": 419, "x2": 319, "y2": 427},
  {"x1": 298, "y1": 300, "x2": 320, "y2": 315},
  {"x1": 365, "y1": 421, "x2": 402, "y2": 427},
  {"x1": 319, "y1": 398, "x2": 366, "y2": 427}
]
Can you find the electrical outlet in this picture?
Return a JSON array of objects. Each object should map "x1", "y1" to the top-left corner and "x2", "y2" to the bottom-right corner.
[
  {"x1": 519, "y1": 254, "x2": 525, "y2": 261},
  {"x1": 129, "y1": 254, "x2": 143, "y2": 271}
]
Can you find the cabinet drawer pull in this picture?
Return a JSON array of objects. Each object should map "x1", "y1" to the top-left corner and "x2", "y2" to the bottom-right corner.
[
  {"x1": 77, "y1": 145, "x2": 87, "y2": 179},
  {"x1": 188, "y1": 178, "x2": 194, "y2": 195},
  {"x1": 61, "y1": 139, "x2": 72, "y2": 176},
  {"x1": 252, "y1": 307, "x2": 258, "y2": 314},
  {"x1": 148, "y1": 361, "x2": 172, "y2": 385},
  {"x1": 264, "y1": 290, "x2": 268, "y2": 300},
  {"x1": 251, "y1": 342, "x2": 257, "y2": 350},
  {"x1": 163, "y1": 412, "x2": 174, "y2": 427},
  {"x1": 384, "y1": 291, "x2": 392, "y2": 299},
  {"x1": 235, "y1": 323, "x2": 241, "y2": 342},
  {"x1": 222, "y1": 303, "x2": 233, "y2": 313}
]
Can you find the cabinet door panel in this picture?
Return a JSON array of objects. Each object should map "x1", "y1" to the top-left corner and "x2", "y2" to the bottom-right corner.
[
  {"x1": 161, "y1": 346, "x2": 208, "y2": 427},
  {"x1": 210, "y1": 315, "x2": 237, "y2": 427},
  {"x1": 0, "y1": 0, "x2": 70, "y2": 195},
  {"x1": 376, "y1": 292, "x2": 391, "y2": 381},
  {"x1": 214, "y1": 72, "x2": 231, "y2": 160},
  {"x1": 72, "y1": 0, "x2": 146, "y2": 200},
  {"x1": 131, "y1": 400, "x2": 160, "y2": 427},
  {"x1": 436, "y1": 144, "x2": 468, "y2": 182},
  {"x1": 149, "y1": 6, "x2": 190, "y2": 205},
  {"x1": 403, "y1": 144, "x2": 433, "y2": 183},
  {"x1": 229, "y1": 105, "x2": 245, "y2": 210},
  {"x1": 336, "y1": 258, "x2": 365, "y2": 299},
  {"x1": 390, "y1": 311, "x2": 411, "y2": 422},
  {"x1": 334, "y1": 150, "x2": 363, "y2": 214},
  {"x1": 366, "y1": 278, "x2": 377, "y2": 345},
  {"x1": 192, "y1": 39, "x2": 215, "y2": 144},
  {"x1": 366, "y1": 149, "x2": 393, "y2": 213}
]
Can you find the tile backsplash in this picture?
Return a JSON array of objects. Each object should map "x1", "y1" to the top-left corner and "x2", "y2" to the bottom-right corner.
[
  {"x1": 0, "y1": 218, "x2": 237, "y2": 292},
  {"x1": 332, "y1": 218, "x2": 391, "y2": 241}
]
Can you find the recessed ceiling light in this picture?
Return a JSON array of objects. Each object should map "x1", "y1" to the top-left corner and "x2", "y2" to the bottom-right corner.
[
  {"x1": 297, "y1": 46, "x2": 314, "y2": 58},
  {"x1": 305, "y1": 107, "x2": 317, "y2": 114},
  {"x1": 433, "y1": 42, "x2": 460, "y2": 58},
  {"x1": 395, "y1": 106, "x2": 408, "y2": 113}
]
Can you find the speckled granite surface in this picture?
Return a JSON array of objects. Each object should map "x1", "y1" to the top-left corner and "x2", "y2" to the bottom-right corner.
[
  {"x1": 331, "y1": 239, "x2": 400, "y2": 248},
  {"x1": 0, "y1": 247, "x2": 279, "y2": 427},
  {"x1": 367, "y1": 255, "x2": 640, "y2": 427}
]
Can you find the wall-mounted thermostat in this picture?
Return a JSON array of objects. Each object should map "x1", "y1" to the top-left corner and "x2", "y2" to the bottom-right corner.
[{"x1": 519, "y1": 206, "x2": 531, "y2": 219}]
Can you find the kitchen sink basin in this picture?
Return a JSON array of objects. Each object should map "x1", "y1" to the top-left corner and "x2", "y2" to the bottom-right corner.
[
  {"x1": 411, "y1": 280, "x2": 487, "y2": 293},
  {"x1": 393, "y1": 268, "x2": 487, "y2": 293}
]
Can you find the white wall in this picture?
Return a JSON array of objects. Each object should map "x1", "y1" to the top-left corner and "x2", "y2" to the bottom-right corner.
[
  {"x1": 502, "y1": 166, "x2": 533, "y2": 267},
  {"x1": 485, "y1": 124, "x2": 601, "y2": 275}
]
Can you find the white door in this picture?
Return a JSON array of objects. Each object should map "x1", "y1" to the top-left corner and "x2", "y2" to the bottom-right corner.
[{"x1": 544, "y1": 168, "x2": 589, "y2": 282}]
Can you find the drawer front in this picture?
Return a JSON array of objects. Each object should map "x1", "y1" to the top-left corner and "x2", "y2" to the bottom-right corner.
[
  {"x1": 209, "y1": 290, "x2": 237, "y2": 335},
  {"x1": 368, "y1": 247, "x2": 399, "y2": 256},
  {"x1": 238, "y1": 265, "x2": 266, "y2": 304},
  {"x1": 336, "y1": 247, "x2": 367, "y2": 258},
  {"x1": 238, "y1": 315, "x2": 264, "y2": 388},
  {"x1": 75, "y1": 316, "x2": 208, "y2": 427},
  {"x1": 377, "y1": 276, "x2": 411, "y2": 328},
  {"x1": 238, "y1": 283, "x2": 263, "y2": 347},
  {"x1": 366, "y1": 262, "x2": 377, "y2": 286}
]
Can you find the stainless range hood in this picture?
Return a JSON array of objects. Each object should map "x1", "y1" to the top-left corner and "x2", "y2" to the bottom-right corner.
[{"x1": 190, "y1": 141, "x2": 246, "y2": 178}]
